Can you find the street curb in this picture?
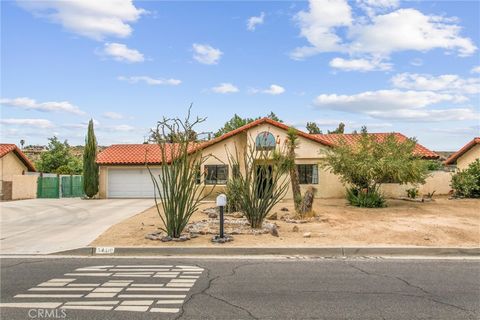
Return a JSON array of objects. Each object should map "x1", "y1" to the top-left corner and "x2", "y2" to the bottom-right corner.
[{"x1": 51, "y1": 246, "x2": 480, "y2": 257}]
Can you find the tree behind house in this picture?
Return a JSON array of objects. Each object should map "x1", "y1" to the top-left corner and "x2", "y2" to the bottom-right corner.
[
  {"x1": 321, "y1": 131, "x2": 429, "y2": 207},
  {"x1": 35, "y1": 137, "x2": 82, "y2": 174},
  {"x1": 306, "y1": 122, "x2": 322, "y2": 134},
  {"x1": 83, "y1": 119, "x2": 99, "y2": 198}
]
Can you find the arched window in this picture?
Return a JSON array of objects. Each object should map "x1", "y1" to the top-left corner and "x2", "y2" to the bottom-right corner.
[{"x1": 255, "y1": 131, "x2": 276, "y2": 150}]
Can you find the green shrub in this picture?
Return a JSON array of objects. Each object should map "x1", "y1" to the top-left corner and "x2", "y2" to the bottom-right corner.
[
  {"x1": 426, "y1": 160, "x2": 444, "y2": 171},
  {"x1": 406, "y1": 187, "x2": 419, "y2": 199},
  {"x1": 451, "y1": 160, "x2": 480, "y2": 198},
  {"x1": 346, "y1": 187, "x2": 386, "y2": 208},
  {"x1": 225, "y1": 178, "x2": 243, "y2": 213}
]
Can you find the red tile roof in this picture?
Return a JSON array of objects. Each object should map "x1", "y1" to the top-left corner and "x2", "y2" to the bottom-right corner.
[
  {"x1": 97, "y1": 118, "x2": 439, "y2": 165},
  {"x1": 312, "y1": 133, "x2": 439, "y2": 159},
  {"x1": 96, "y1": 143, "x2": 199, "y2": 165},
  {"x1": 0, "y1": 144, "x2": 36, "y2": 171},
  {"x1": 445, "y1": 137, "x2": 480, "y2": 165}
]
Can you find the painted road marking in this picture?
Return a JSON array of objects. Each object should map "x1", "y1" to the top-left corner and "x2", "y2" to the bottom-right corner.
[
  {"x1": 115, "y1": 305, "x2": 149, "y2": 312},
  {"x1": 0, "y1": 303, "x2": 62, "y2": 308},
  {"x1": 63, "y1": 301, "x2": 119, "y2": 305},
  {"x1": 150, "y1": 307, "x2": 180, "y2": 313},
  {"x1": 2, "y1": 264, "x2": 203, "y2": 314},
  {"x1": 62, "y1": 305, "x2": 113, "y2": 311},
  {"x1": 15, "y1": 294, "x2": 84, "y2": 298},
  {"x1": 156, "y1": 300, "x2": 184, "y2": 304},
  {"x1": 120, "y1": 300, "x2": 153, "y2": 305}
]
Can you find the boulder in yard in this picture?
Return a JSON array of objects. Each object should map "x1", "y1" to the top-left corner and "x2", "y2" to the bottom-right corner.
[
  {"x1": 280, "y1": 207, "x2": 289, "y2": 212},
  {"x1": 292, "y1": 225, "x2": 299, "y2": 232},
  {"x1": 269, "y1": 224, "x2": 279, "y2": 237},
  {"x1": 303, "y1": 232, "x2": 311, "y2": 238},
  {"x1": 267, "y1": 212, "x2": 278, "y2": 220}
]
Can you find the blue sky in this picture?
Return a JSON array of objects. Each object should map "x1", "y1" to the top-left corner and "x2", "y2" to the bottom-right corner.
[{"x1": 1, "y1": 0, "x2": 479, "y2": 151}]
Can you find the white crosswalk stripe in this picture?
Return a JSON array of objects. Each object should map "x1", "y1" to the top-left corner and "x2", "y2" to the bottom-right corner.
[{"x1": 1, "y1": 264, "x2": 203, "y2": 314}]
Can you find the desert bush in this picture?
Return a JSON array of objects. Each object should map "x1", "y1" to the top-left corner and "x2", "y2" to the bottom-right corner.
[
  {"x1": 225, "y1": 177, "x2": 243, "y2": 213},
  {"x1": 451, "y1": 159, "x2": 480, "y2": 198},
  {"x1": 227, "y1": 137, "x2": 290, "y2": 229},
  {"x1": 148, "y1": 109, "x2": 213, "y2": 238},
  {"x1": 346, "y1": 187, "x2": 386, "y2": 208},
  {"x1": 322, "y1": 131, "x2": 429, "y2": 208},
  {"x1": 406, "y1": 187, "x2": 419, "y2": 199}
]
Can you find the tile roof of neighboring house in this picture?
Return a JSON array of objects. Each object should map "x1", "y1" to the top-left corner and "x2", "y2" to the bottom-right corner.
[
  {"x1": 312, "y1": 133, "x2": 439, "y2": 159},
  {"x1": 97, "y1": 143, "x2": 184, "y2": 165},
  {"x1": 96, "y1": 118, "x2": 439, "y2": 165},
  {"x1": 445, "y1": 137, "x2": 480, "y2": 165},
  {"x1": 0, "y1": 144, "x2": 36, "y2": 171}
]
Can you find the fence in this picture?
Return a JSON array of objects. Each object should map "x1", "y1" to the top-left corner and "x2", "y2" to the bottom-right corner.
[
  {"x1": 61, "y1": 175, "x2": 84, "y2": 198},
  {"x1": 36, "y1": 173, "x2": 84, "y2": 198}
]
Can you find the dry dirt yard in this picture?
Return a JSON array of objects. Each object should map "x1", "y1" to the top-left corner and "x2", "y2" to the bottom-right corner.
[{"x1": 91, "y1": 197, "x2": 480, "y2": 248}]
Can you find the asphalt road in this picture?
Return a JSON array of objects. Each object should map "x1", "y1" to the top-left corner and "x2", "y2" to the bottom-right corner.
[
  {"x1": 0, "y1": 198, "x2": 153, "y2": 254},
  {"x1": 0, "y1": 257, "x2": 478, "y2": 319}
]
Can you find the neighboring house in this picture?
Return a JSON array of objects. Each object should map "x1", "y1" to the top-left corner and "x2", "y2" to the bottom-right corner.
[
  {"x1": 445, "y1": 137, "x2": 480, "y2": 170},
  {"x1": 96, "y1": 118, "x2": 440, "y2": 199},
  {"x1": 0, "y1": 144, "x2": 36, "y2": 200}
]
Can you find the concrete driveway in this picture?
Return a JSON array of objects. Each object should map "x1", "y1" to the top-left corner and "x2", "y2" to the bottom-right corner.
[{"x1": 0, "y1": 198, "x2": 153, "y2": 254}]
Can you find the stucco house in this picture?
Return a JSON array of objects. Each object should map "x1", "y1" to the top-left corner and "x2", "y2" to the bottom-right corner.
[
  {"x1": 0, "y1": 144, "x2": 36, "y2": 200},
  {"x1": 445, "y1": 137, "x2": 480, "y2": 170},
  {"x1": 96, "y1": 118, "x2": 440, "y2": 199}
]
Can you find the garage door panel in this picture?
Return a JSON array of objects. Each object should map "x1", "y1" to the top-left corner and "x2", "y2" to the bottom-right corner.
[{"x1": 108, "y1": 168, "x2": 163, "y2": 198}]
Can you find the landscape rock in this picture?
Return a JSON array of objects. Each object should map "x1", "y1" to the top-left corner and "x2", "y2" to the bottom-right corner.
[
  {"x1": 161, "y1": 236, "x2": 172, "y2": 242},
  {"x1": 232, "y1": 212, "x2": 244, "y2": 218},
  {"x1": 280, "y1": 207, "x2": 289, "y2": 212},
  {"x1": 269, "y1": 225, "x2": 279, "y2": 237},
  {"x1": 303, "y1": 232, "x2": 312, "y2": 238},
  {"x1": 267, "y1": 212, "x2": 278, "y2": 220},
  {"x1": 292, "y1": 225, "x2": 299, "y2": 232},
  {"x1": 208, "y1": 211, "x2": 218, "y2": 219}
]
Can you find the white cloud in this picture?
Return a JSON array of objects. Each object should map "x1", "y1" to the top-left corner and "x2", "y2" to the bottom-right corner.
[
  {"x1": 356, "y1": 0, "x2": 399, "y2": 17},
  {"x1": 329, "y1": 57, "x2": 392, "y2": 71},
  {"x1": 391, "y1": 73, "x2": 480, "y2": 94},
  {"x1": 247, "y1": 12, "x2": 265, "y2": 31},
  {"x1": 292, "y1": 1, "x2": 477, "y2": 66},
  {"x1": 118, "y1": 76, "x2": 181, "y2": 85},
  {"x1": 251, "y1": 84, "x2": 286, "y2": 95},
  {"x1": 17, "y1": 0, "x2": 146, "y2": 41},
  {"x1": 349, "y1": 9, "x2": 476, "y2": 57},
  {"x1": 101, "y1": 43, "x2": 144, "y2": 63},
  {"x1": 211, "y1": 83, "x2": 239, "y2": 94},
  {"x1": 0, "y1": 97, "x2": 85, "y2": 115},
  {"x1": 291, "y1": 0, "x2": 352, "y2": 60},
  {"x1": 0, "y1": 118, "x2": 54, "y2": 128},
  {"x1": 192, "y1": 43, "x2": 223, "y2": 65},
  {"x1": 100, "y1": 124, "x2": 135, "y2": 132},
  {"x1": 367, "y1": 108, "x2": 478, "y2": 122},
  {"x1": 313, "y1": 89, "x2": 476, "y2": 121},
  {"x1": 103, "y1": 111, "x2": 124, "y2": 119},
  {"x1": 471, "y1": 66, "x2": 480, "y2": 74}
]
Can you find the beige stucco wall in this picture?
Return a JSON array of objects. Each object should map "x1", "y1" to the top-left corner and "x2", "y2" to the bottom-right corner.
[
  {"x1": 1, "y1": 152, "x2": 28, "y2": 196},
  {"x1": 11, "y1": 175, "x2": 38, "y2": 200},
  {"x1": 456, "y1": 144, "x2": 480, "y2": 170}
]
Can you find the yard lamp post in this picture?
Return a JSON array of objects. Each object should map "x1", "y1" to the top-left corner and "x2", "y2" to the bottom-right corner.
[{"x1": 212, "y1": 194, "x2": 232, "y2": 243}]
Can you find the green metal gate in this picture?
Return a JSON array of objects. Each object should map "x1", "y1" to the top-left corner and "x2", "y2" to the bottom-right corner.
[
  {"x1": 61, "y1": 175, "x2": 84, "y2": 197},
  {"x1": 37, "y1": 176, "x2": 60, "y2": 198}
]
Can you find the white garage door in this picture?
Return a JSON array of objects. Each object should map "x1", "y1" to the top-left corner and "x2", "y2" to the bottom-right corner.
[{"x1": 108, "y1": 168, "x2": 163, "y2": 198}]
